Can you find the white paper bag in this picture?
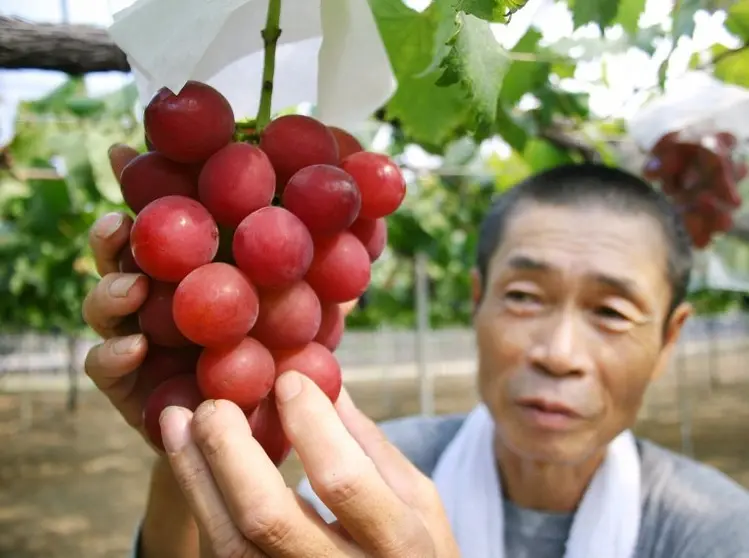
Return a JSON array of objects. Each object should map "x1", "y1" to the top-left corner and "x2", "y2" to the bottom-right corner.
[{"x1": 108, "y1": 0, "x2": 397, "y2": 130}]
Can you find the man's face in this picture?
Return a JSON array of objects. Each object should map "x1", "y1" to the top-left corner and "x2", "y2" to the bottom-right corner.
[{"x1": 474, "y1": 202, "x2": 691, "y2": 464}]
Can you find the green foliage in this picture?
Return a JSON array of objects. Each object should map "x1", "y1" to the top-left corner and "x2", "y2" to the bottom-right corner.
[
  {"x1": 4, "y1": 0, "x2": 749, "y2": 332},
  {"x1": 0, "y1": 80, "x2": 142, "y2": 333}
]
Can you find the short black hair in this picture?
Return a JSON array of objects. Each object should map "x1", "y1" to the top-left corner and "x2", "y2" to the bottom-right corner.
[{"x1": 476, "y1": 163, "x2": 693, "y2": 315}]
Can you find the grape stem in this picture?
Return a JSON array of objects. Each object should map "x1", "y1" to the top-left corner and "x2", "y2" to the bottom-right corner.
[{"x1": 255, "y1": 0, "x2": 282, "y2": 134}]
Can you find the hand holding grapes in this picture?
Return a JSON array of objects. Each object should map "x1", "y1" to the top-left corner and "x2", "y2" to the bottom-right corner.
[{"x1": 160, "y1": 372, "x2": 460, "y2": 558}]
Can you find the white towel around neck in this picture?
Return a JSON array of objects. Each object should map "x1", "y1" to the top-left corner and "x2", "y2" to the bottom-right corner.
[{"x1": 432, "y1": 404, "x2": 641, "y2": 558}]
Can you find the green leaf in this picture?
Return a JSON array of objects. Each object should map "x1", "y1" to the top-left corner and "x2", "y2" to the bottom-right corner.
[
  {"x1": 713, "y1": 44, "x2": 749, "y2": 87},
  {"x1": 523, "y1": 138, "x2": 576, "y2": 172},
  {"x1": 499, "y1": 29, "x2": 549, "y2": 106},
  {"x1": 725, "y1": 0, "x2": 749, "y2": 41},
  {"x1": 370, "y1": 0, "x2": 454, "y2": 78},
  {"x1": 616, "y1": 0, "x2": 646, "y2": 34},
  {"x1": 572, "y1": 0, "x2": 621, "y2": 31},
  {"x1": 372, "y1": 0, "x2": 470, "y2": 145},
  {"x1": 459, "y1": 0, "x2": 509, "y2": 22},
  {"x1": 437, "y1": 13, "x2": 511, "y2": 123},
  {"x1": 494, "y1": 105, "x2": 529, "y2": 152},
  {"x1": 385, "y1": 75, "x2": 470, "y2": 146},
  {"x1": 672, "y1": 0, "x2": 700, "y2": 41}
]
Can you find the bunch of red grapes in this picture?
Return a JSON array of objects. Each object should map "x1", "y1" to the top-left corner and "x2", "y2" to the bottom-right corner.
[
  {"x1": 643, "y1": 131, "x2": 747, "y2": 249},
  {"x1": 117, "y1": 81, "x2": 405, "y2": 464}
]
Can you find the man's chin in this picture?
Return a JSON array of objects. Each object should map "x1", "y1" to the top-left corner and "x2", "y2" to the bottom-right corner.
[{"x1": 498, "y1": 427, "x2": 603, "y2": 466}]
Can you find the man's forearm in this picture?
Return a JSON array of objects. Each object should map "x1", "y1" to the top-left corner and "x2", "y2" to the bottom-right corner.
[{"x1": 139, "y1": 456, "x2": 200, "y2": 558}]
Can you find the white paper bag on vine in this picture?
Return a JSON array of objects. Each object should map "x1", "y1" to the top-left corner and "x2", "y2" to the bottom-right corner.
[
  {"x1": 108, "y1": 0, "x2": 397, "y2": 130},
  {"x1": 627, "y1": 72, "x2": 749, "y2": 152}
]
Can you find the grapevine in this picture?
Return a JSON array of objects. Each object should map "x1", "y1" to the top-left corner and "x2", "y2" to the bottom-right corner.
[{"x1": 123, "y1": 0, "x2": 406, "y2": 458}]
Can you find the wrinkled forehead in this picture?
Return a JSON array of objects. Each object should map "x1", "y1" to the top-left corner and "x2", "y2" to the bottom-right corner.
[{"x1": 487, "y1": 203, "x2": 671, "y2": 303}]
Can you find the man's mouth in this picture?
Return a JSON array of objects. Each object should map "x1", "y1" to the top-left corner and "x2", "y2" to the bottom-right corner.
[{"x1": 515, "y1": 398, "x2": 583, "y2": 430}]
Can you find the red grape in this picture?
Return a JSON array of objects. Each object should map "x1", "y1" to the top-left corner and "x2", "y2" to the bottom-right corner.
[
  {"x1": 139, "y1": 281, "x2": 191, "y2": 348},
  {"x1": 349, "y1": 217, "x2": 387, "y2": 261},
  {"x1": 143, "y1": 374, "x2": 204, "y2": 451},
  {"x1": 259, "y1": 115, "x2": 339, "y2": 191},
  {"x1": 329, "y1": 126, "x2": 364, "y2": 162},
  {"x1": 131, "y1": 196, "x2": 219, "y2": 283},
  {"x1": 341, "y1": 152, "x2": 406, "y2": 219},
  {"x1": 196, "y1": 337, "x2": 275, "y2": 410},
  {"x1": 305, "y1": 232, "x2": 371, "y2": 303},
  {"x1": 144, "y1": 81, "x2": 235, "y2": 164},
  {"x1": 173, "y1": 263, "x2": 259, "y2": 348},
  {"x1": 120, "y1": 152, "x2": 199, "y2": 214},
  {"x1": 233, "y1": 207, "x2": 314, "y2": 289},
  {"x1": 315, "y1": 303, "x2": 345, "y2": 351},
  {"x1": 137, "y1": 345, "x2": 201, "y2": 392},
  {"x1": 247, "y1": 397, "x2": 292, "y2": 466},
  {"x1": 252, "y1": 282, "x2": 322, "y2": 350},
  {"x1": 282, "y1": 165, "x2": 361, "y2": 236},
  {"x1": 198, "y1": 142, "x2": 276, "y2": 227},
  {"x1": 118, "y1": 243, "x2": 142, "y2": 273},
  {"x1": 274, "y1": 342, "x2": 342, "y2": 402}
]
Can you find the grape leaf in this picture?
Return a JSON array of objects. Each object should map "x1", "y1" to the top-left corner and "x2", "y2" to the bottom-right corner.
[
  {"x1": 499, "y1": 29, "x2": 549, "y2": 106},
  {"x1": 615, "y1": 0, "x2": 646, "y2": 35},
  {"x1": 459, "y1": 0, "x2": 509, "y2": 22},
  {"x1": 369, "y1": 0, "x2": 454, "y2": 78},
  {"x1": 437, "y1": 13, "x2": 511, "y2": 123},
  {"x1": 725, "y1": 0, "x2": 749, "y2": 42},
  {"x1": 385, "y1": 74, "x2": 470, "y2": 147},
  {"x1": 571, "y1": 0, "x2": 621, "y2": 31},
  {"x1": 712, "y1": 44, "x2": 749, "y2": 87},
  {"x1": 371, "y1": 0, "x2": 470, "y2": 145},
  {"x1": 672, "y1": 0, "x2": 701, "y2": 41}
]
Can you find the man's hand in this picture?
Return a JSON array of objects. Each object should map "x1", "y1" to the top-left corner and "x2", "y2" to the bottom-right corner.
[
  {"x1": 160, "y1": 372, "x2": 460, "y2": 558},
  {"x1": 82, "y1": 144, "x2": 153, "y2": 439}
]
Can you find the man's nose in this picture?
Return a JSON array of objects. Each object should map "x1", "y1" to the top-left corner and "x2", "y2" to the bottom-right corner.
[{"x1": 528, "y1": 310, "x2": 591, "y2": 377}]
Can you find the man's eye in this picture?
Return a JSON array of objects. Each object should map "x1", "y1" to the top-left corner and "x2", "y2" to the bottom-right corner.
[
  {"x1": 505, "y1": 291, "x2": 539, "y2": 304},
  {"x1": 595, "y1": 306, "x2": 627, "y2": 320}
]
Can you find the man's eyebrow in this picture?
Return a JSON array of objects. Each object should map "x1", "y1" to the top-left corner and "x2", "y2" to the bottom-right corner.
[
  {"x1": 506, "y1": 255, "x2": 549, "y2": 271},
  {"x1": 506, "y1": 256, "x2": 642, "y2": 299}
]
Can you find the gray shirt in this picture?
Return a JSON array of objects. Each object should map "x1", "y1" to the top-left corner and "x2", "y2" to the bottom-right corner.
[{"x1": 297, "y1": 414, "x2": 749, "y2": 557}]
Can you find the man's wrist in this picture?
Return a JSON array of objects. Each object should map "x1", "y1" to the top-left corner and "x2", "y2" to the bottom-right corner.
[{"x1": 139, "y1": 455, "x2": 199, "y2": 558}]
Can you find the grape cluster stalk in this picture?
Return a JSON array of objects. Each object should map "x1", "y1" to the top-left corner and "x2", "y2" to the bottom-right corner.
[
  {"x1": 122, "y1": 81, "x2": 406, "y2": 463},
  {"x1": 643, "y1": 131, "x2": 747, "y2": 249}
]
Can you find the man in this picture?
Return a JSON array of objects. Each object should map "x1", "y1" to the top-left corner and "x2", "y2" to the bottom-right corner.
[{"x1": 83, "y1": 146, "x2": 749, "y2": 558}]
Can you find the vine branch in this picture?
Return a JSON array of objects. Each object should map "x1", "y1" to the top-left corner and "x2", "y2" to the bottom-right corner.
[{"x1": 255, "y1": 0, "x2": 282, "y2": 134}]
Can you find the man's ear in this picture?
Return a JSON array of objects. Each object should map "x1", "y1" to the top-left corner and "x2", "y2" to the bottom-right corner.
[
  {"x1": 471, "y1": 268, "x2": 482, "y2": 311},
  {"x1": 652, "y1": 301, "x2": 693, "y2": 382}
]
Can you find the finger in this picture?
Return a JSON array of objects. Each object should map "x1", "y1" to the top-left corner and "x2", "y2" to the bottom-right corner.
[
  {"x1": 334, "y1": 390, "x2": 457, "y2": 553},
  {"x1": 340, "y1": 299, "x2": 358, "y2": 316},
  {"x1": 334, "y1": 388, "x2": 436, "y2": 509},
  {"x1": 109, "y1": 143, "x2": 139, "y2": 181},
  {"x1": 189, "y1": 399, "x2": 354, "y2": 557},
  {"x1": 84, "y1": 334, "x2": 148, "y2": 428},
  {"x1": 160, "y1": 407, "x2": 266, "y2": 558},
  {"x1": 89, "y1": 211, "x2": 133, "y2": 277},
  {"x1": 82, "y1": 273, "x2": 148, "y2": 338},
  {"x1": 276, "y1": 372, "x2": 431, "y2": 557}
]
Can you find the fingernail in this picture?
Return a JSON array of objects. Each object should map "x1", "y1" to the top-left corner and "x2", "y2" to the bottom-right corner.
[
  {"x1": 109, "y1": 274, "x2": 139, "y2": 297},
  {"x1": 160, "y1": 407, "x2": 192, "y2": 453},
  {"x1": 193, "y1": 400, "x2": 217, "y2": 423},
  {"x1": 276, "y1": 371, "x2": 303, "y2": 403},
  {"x1": 95, "y1": 212, "x2": 124, "y2": 239},
  {"x1": 113, "y1": 334, "x2": 143, "y2": 355},
  {"x1": 108, "y1": 143, "x2": 125, "y2": 156}
]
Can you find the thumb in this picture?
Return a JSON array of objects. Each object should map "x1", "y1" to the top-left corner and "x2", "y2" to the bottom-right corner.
[{"x1": 108, "y1": 144, "x2": 140, "y2": 181}]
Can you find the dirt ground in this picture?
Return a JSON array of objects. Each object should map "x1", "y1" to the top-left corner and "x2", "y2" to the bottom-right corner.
[{"x1": 1, "y1": 371, "x2": 748, "y2": 558}]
